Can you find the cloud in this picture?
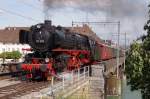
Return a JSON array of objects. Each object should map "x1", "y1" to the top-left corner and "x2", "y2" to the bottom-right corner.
[{"x1": 0, "y1": 9, "x2": 4, "y2": 14}]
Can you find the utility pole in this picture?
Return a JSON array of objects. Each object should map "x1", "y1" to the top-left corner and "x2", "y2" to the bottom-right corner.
[
  {"x1": 124, "y1": 33, "x2": 127, "y2": 71},
  {"x1": 116, "y1": 21, "x2": 120, "y2": 78}
]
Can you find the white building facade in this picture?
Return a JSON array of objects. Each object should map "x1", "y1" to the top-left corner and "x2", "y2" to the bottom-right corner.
[
  {"x1": 0, "y1": 43, "x2": 31, "y2": 63},
  {"x1": 0, "y1": 43, "x2": 31, "y2": 55}
]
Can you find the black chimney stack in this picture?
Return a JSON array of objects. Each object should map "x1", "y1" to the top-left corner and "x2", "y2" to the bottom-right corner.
[{"x1": 45, "y1": 20, "x2": 52, "y2": 27}]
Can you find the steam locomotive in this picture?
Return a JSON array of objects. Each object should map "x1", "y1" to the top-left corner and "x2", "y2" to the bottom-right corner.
[{"x1": 18, "y1": 20, "x2": 121, "y2": 80}]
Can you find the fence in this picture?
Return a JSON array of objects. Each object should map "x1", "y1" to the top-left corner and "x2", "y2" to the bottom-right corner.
[{"x1": 37, "y1": 66, "x2": 90, "y2": 99}]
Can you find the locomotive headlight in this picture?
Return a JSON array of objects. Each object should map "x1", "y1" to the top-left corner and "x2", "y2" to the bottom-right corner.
[
  {"x1": 45, "y1": 58, "x2": 49, "y2": 63},
  {"x1": 37, "y1": 24, "x2": 41, "y2": 28}
]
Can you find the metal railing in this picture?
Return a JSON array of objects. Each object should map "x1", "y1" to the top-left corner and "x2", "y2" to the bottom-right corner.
[{"x1": 40, "y1": 66, "x2": 90, "y2": 98}]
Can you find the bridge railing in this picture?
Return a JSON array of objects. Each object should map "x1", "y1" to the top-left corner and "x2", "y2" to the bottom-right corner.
[{"x1": 41, "y1": 66, "x2": 90, "y2": 98}]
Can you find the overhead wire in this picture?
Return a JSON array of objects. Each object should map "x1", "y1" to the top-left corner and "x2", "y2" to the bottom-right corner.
[
  {"x1": 0, "y1": 8, "x2": 40, "y2": 22},
  {"x1": 15, "y1": 0, "x2": 45, "y2": 20},
  {"x1": 15, "y1": 0, "x2": 51, "y2": 20},
  {"x1": 15, "y1": 0, "x2": 43, "y2": 12}
]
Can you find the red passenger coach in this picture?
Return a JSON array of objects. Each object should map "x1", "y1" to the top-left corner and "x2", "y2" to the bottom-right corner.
[
  {"x1": 95, "y1": 42, "x2": 117, "y2": 61},
  {"x1": 100, "y1": 45, "x2": 113, "y2": 60}
]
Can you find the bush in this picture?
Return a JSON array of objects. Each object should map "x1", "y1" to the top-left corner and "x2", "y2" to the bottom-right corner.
[{"x1": 0, "y1": 51, "x2": 22, "y2": 59}]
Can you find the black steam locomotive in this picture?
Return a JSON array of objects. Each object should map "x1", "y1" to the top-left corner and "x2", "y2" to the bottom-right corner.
[
  {"x1": 18, "y1": 20, "x2": 122, "y2": 80},
  {"x1": 20, "y1": 20, "x2": 90, "y2": 54},
  {"x1": 19, "y1": 20, "x2": 94, "y2": 80}
]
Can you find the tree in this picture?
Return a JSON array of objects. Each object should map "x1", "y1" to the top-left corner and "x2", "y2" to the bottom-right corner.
[
  {"x1": 11, "y1": 51, "x2": 22, "y2": 60},
  {"x1": 0, "y1": 51, "x2": 22, "y2": 60},
  {"x1": 125, "y1": 4, "x2": 150, "y2": 99},
  {"x1": 125, "y1": 42, "x2": 144, "y2": 91}
]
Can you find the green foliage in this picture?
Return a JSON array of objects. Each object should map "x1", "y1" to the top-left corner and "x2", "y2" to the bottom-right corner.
[
  {"x1": 126, "y1": 4, "x2": 150, "y2": 99},
  {"x1": 0, "y1": 51, "x2": 22, "y2": 59},
  {"x1": 11, "y1": 51, "x2": 22, "y2": 59},
  {"x1": 125, "y1": 42, "x2": 144, "y2": 90}
]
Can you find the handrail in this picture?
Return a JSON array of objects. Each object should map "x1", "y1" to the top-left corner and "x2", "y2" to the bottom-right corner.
[{"x1": 42, "y1": 66, "x2": 90, "y2": 96}]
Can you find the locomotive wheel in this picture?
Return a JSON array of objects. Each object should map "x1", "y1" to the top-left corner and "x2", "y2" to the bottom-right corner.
[
  {"x1": 54, "y1": 54, "x2": 68, "y2": 72},
  {"x1": 67, "y1": 56, "x2": 81, "y2": 70},
  {"x1": 54, "y1": 62, "x2": 66, "y2": 73},
  {"x1": 16, "y1": 64, "x2": 22, "y2": 71},
  {"x1": 40, "y1": 64, "x2": 47, "y2": 72}
]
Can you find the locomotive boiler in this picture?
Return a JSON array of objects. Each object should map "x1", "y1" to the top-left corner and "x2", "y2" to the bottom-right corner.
[{"x1": 20, "y1": 20, "x2": 90, "y2": 52}]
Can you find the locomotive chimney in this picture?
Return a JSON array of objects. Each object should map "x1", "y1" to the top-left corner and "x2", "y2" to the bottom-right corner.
[{"x1": 45, "y1": 20, "x2": 52, "y2": 27}]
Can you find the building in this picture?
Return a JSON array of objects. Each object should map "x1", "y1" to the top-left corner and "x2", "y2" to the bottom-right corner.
[
  {"x1": 0, "y1": 43, "x2": 30, "y2": 54},
  {"x1": 0, "y1": 27, "x2": 30, "y2": 54}
]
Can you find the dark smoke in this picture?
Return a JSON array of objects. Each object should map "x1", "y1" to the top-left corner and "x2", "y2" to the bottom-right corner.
[
  {"x1": 43, "y1": 0, "x2": 146, "y2": 18},
  {"x1": 43, "y1": 0, "x2": 148, "y2": 44}
]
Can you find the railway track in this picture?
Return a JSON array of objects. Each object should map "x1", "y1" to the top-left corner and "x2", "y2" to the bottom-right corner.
[
  {"x1": 0, "y1": 76, "x2": 11, "y2": 80},
  {"x1": 0, "y1": 81, "x2": 50, "y2": 99}
]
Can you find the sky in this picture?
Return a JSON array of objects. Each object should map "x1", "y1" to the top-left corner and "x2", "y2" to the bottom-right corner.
[{"x1": 0, "y1": 0, "x2": 149, "y2": 45}]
